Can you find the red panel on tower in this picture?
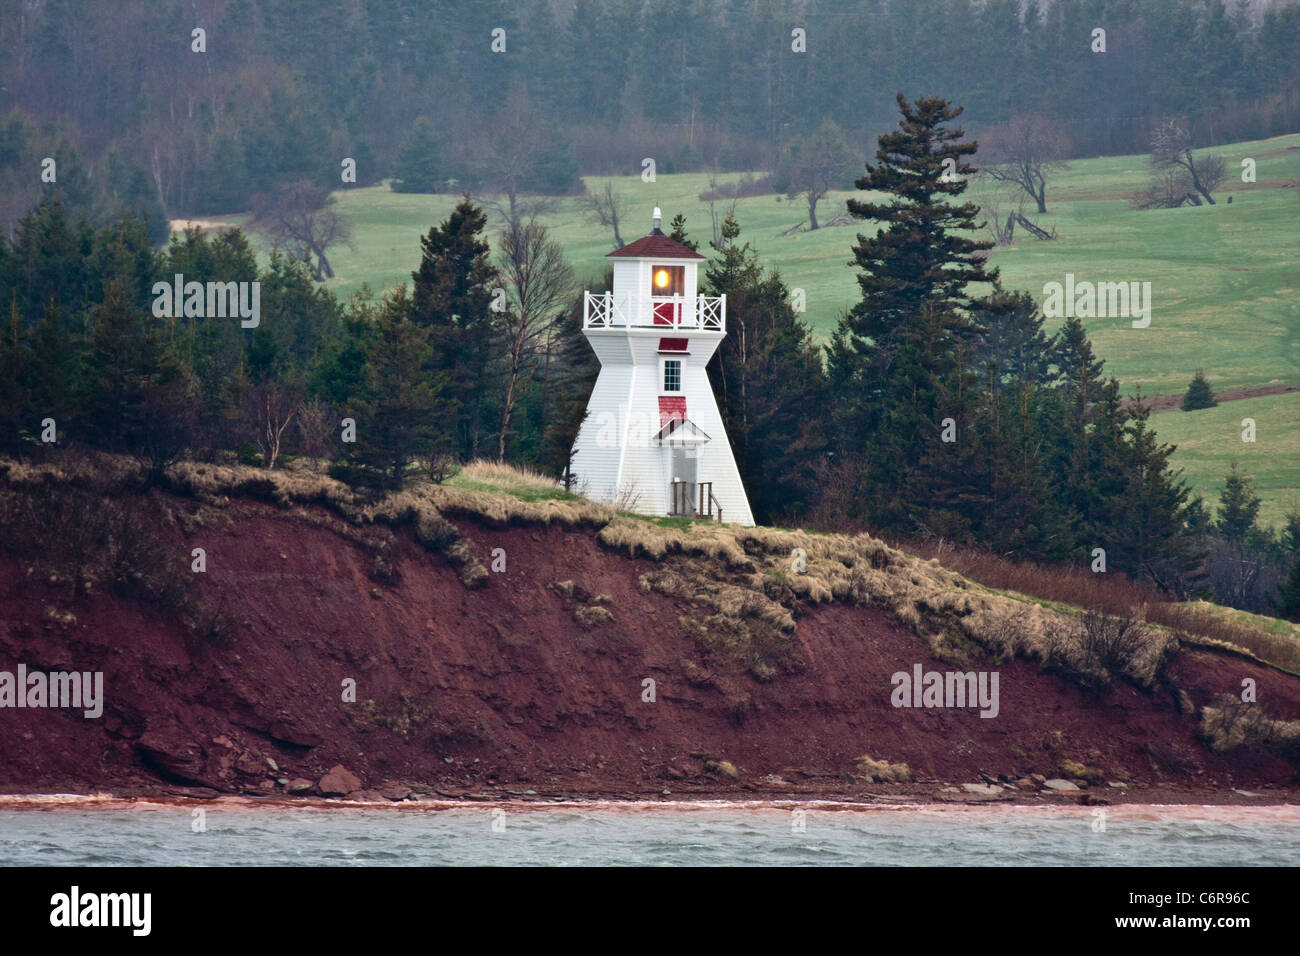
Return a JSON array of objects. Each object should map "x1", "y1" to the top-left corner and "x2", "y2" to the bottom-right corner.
[
  {"x1": 658, "y1": 396, "x2": 687, "y2": 428},
  {"x1": 652, "y1": 301, "x2": 677, "y2": 325},
  {"x1": 658, "y1": 337, "x2": 688, "y2": 352}
]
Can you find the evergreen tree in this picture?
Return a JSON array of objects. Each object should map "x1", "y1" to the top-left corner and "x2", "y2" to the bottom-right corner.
[
  {"x1": 668, "y1": 213, "x2": 698, "y2": 251},
  {"x1": 541, "y1": 284, "x2": 601, "y2": 486},
  {"x1": 1274, "y1": 555, "x2": 1300, "y2": 622},
  {"x1": 1122, "y1": 392, "x2": 1203, "y2": 594},
  {"x1": 1181, "y1": 368, "x2": 1217, "y2": 410},
  {"x1": 10, "y1": 196, "x2": 93, "y2": 321},
  {"x1": 81, "y1": 280, "x2": 197, "y2": 474},
  {"x1": 703, "y1": 216, "x2": 829, "y2": 523},
  {"x1": 0, "y1": 298, "x2": 29, "y2": 453},
  {"x1": 25, "y1": 300, "x2": 80, "y2": 433},
  {"x1": 311, "y1": 293, "x2": 374, "y2": 408},
  {"x1": 391, "y1": 117, "x2": 442, "y2": 194},
  {"x1": 827, "y1": 94, "x2": 997, "y2": 532},
  {"x1": 1282, "y1": 508, "x2": 1300, "y2": 556},
  {"x1": 352, "y1": 287, "x2": 452, "y2": 485},
  {"x1": 835, "y1": 94, "x2": 996, "y2": 366},
  {"x1": 88, "y1": 210, "x2": 158, "y2": 309},
  {"x1": 100, "y1": 150, "x2": 169, "y2": 246},
  {"x1": 1052, "y1": 314, "x2": 1108, "y2": 535},
  {"x1": 1216, "y1": 461, "x2": 1261, "y2": 543},
  {"x1": 1273, "y1": 508, "x2": 1300, "y2": 620},
  {"x1": 1076, "y1": 379, "x2": 1133, "y2": 565},
  {"x1": 1054, "y1": 314, "x2": 1106, "y2": 432},
  {"x1": 969, "y1": 288, "x2": 1057, "y2": 391},
  {"x1": 409, "y1": 198, "x2": 499, "y2": 460},
  {"x1": 162, "y1": 228, "x2": 260, "y2": 450}
]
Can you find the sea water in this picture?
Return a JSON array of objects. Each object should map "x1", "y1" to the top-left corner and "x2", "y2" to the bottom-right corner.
[{"x1": 1, "y1": 797, "x2": 1297, "y2": 866}]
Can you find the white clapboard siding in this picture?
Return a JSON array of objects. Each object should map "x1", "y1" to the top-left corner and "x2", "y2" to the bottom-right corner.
[{"x1": 572, "y1": 220, "x2": 755, "y2": 526}]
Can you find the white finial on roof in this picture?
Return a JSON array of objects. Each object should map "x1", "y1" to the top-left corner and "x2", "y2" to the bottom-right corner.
[{"x1": 652, "y1": 207, "x2": 662, "y2": 232}]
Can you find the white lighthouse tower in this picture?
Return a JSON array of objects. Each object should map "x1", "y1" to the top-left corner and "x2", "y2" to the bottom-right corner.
[{"x1": 570, "y1": 208, "x2": 754, "y2": 526}]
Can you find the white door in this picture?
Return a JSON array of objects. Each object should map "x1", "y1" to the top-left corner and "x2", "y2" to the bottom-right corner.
[{"x1": 670, "y1": 446, "x2": 699, "y2": 515}]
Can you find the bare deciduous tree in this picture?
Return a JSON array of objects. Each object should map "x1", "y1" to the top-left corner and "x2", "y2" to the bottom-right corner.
[
  {"x1": 250, "y1": 180, "x2": 351, "y2": 280},
  {"x1": 495, "y1": 218, "x2": 574, "y2": 458},
  {"x1": 1138, "y1": 120, "x2": 1226, "y2": 207},
  {"x1": 979, "y1": 192, "x2": 1018, "y2": 246},
  {"x1": 981, "y1": 114, "x2": 1068, "y2": 214},
  {"x1": 575, "y1": 179, "x2": 629, "y2": 249},
  {"x1": 773, "y1": 118, "x2": 857, "y2": 231},
  {"x1": 244, "y1": 380, "x2": 302, "y2": 469},
  {"x1": 295, "y1": 398, "x2": 334, "y2": 465},
  {"x1": 478, "y1": 87, "x2": 563, "y2": 230}
]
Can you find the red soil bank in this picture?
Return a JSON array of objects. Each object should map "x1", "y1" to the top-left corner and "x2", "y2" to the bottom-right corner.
[{"x1": 1, "y1": 499, "x2": 1297, "y2": 804}]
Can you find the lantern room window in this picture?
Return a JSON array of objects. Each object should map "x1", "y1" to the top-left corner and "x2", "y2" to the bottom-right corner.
[{"x1": 651, "y1": 265, "x2": 685, "y2": 296}]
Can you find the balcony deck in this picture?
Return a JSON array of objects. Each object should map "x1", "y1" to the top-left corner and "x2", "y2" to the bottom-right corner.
[{"x1": 583, "y1": 291, "x2": 725, "y2": 332}]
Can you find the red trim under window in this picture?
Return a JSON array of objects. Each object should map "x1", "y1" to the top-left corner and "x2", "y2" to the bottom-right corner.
[{"x1": 658, "y1": 396, "x2": 687, "y2": 428}]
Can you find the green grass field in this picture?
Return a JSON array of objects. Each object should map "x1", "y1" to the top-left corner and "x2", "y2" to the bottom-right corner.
[
  {"x1": 198, "y1": 132, "x2": 1300, "y2": 401},
  {"x1": 186, "y1": 132, "x2": 1300, "y2": 525},
  {"x1": 1151, "y1": 390, "x2": 1300, "y2": 529}
]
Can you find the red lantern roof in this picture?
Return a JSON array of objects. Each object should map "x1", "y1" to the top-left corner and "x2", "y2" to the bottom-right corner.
[{"x1": 607, "y1": 230, "x2": 704, "y2": 260}]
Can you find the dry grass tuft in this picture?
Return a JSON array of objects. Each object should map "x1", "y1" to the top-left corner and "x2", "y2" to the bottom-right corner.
[
  {"x1": 574, "y1": 605, "x2": 614, "y2": 628},
  {"x1": 855, "y1": 756, "x2": 914, "y2": 783},
  {"x1": 703, "y1": 759, "x2": 740, "y2": 779}
]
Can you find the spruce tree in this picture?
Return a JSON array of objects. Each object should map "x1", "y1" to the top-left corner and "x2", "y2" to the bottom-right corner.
[
  {"x1": 1216, "y1": 461, "x2": 1261, "y2": 543},
  {"x1": 25, "y1": 300, "x2": 79, "y2": 431},
  {"x1": 703, "y1": 216, "x2": 829, "y2": 522},
  {"x1": 0, "y1": 298, "x2": 29, "y2": 453},
  {"x1": 391, "y1": 117, "x2": 442, "y2": 194},
  {"x1": 409, "y1": 198, "x2": 499, "y2": 460},
  {"x1": 668, "y1": 213, "x2": 698, "y2": 251},
  {"x1": 1122, "y1": 391, "x2": 1203, "y2": 594},
  {"x1": 1054, "y1": 314, "x2": 1106, "y2": 432},
  {"x1": 1274, "y1": 557, "x2": 1300, "y2": 622},
  {"x1": 353, "y1": 288, "x2": 452, "y2": 485},
  {"x1": 837, "y1": 94, "x2": 996, "y2": 346},
  {"x1": 10, "y1": 196, "x2": 93, "y2": 321},
  {"x1": 1181, "y1": 368, "x2": 1217, "y2": 410},
  {"x1": 1076, "y1": 379, "x2": 1133, "y2": 565},
  {"x1": 827, "y1": 94, "x2": 997, "y2": 531},
  {"x1": 540, "y1": 286, "x2": 601, "y2": 486},
  {"x1": 970, "y1": 288, "x2": 1057, "y2": 390},
  {"x1": 81, "y1": 280, "x2": 196, "y2": 474}
]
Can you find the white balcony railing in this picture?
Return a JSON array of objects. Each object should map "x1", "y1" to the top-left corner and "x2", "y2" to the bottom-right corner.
[{"x1": 584, "y1": 292, "x2": 725, "y2": 332}]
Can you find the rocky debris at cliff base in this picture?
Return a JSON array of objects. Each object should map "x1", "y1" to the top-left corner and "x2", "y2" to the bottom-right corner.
[
  {"x1": 378, "y1": 781, "x2": 412, "y2": 801},
  {"x1": 318, "y1": 765, "x2": 361, "y2": 796}
]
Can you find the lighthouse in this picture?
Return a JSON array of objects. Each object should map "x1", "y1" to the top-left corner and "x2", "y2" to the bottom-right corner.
[{"x1": 570, "y1": 208, "x2": 755, "y2": 526}]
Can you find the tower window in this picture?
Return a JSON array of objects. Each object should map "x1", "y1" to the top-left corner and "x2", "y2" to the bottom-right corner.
[
  {"x1": 651, "y1": 265, "x2": 685, "y2": 296},
  {"x1": 663, "y1": 359, "x2": 682, "y2": 392}
]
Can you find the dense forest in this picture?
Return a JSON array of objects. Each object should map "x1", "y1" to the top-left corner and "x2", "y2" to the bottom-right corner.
[{"x1": 3, "y1": 0, "x2": 1300, "y2": 232}]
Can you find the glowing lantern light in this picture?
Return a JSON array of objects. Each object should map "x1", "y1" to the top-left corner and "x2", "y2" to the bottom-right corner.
[{"x1": 655, "y1": 269, "x2": 670, "y2": 289}]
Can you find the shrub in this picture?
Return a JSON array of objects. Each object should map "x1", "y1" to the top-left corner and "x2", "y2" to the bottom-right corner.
[
  {"x1": 0, "y1": 482, "x2": 215, "y2": 637},
  {"x1": 1200, "y1": 695, "x2": 1300, "y2": 756},
  {"x1": 1181, "y1": 369, "x2": 1217, "y2": 411}
]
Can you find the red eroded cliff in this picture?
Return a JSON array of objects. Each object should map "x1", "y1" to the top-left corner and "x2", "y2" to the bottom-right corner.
[{"x1": 1, "y1": 495, "x2": 1297, "y2": 803}]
